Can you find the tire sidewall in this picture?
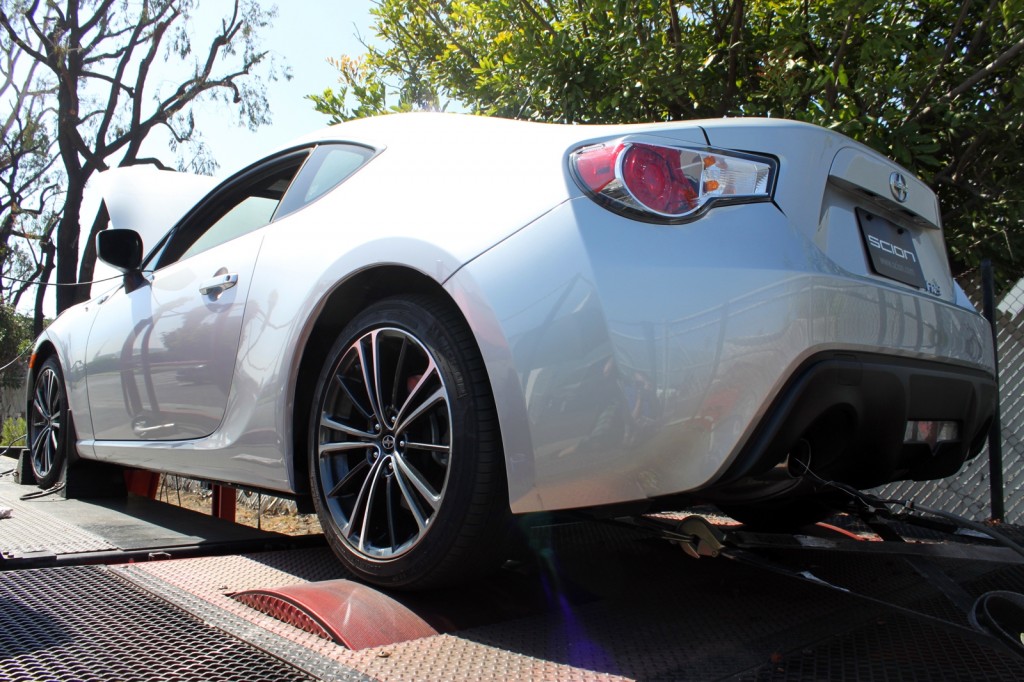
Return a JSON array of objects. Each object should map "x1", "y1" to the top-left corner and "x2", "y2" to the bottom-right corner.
[
  {"x1": 30, "y1": 357, "x2": 70, "y2": 488},
  {"x1": 309, "y1": 297, "x2": 491, "y2": 587}
]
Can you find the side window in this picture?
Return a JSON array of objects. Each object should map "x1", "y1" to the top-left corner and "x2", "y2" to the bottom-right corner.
[
  {"x1": 275, "y1": 144, "x2": 374, "y2": 220},
  {"x1": 153, "y1": 151, "x2": 309, "y2": 269}
]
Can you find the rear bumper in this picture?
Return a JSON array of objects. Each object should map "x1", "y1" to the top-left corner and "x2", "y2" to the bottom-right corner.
[
  {"x1": 712, "y1": 351, "x2": 996, "y2": 493},
  {"x1": 449, "y1": 198, "x2": 996, "y2": 513}
]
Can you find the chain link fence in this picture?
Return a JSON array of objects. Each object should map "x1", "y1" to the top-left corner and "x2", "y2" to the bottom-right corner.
[{"x1": 874, "y1": 274, "x2": 1024, "y2": 522}]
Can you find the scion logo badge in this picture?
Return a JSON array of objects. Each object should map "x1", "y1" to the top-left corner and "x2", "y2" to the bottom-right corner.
[
  {"x1": 889, "y1": 172, "x2": 909, "y2": 203},
  {"x1": 867, "y1": 235, "x2": 917, "y2": 263}
]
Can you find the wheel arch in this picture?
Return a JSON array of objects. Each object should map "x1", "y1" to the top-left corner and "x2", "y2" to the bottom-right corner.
[
  {"x1": 29, "y1": 339, "x2": 58, "y2": 367},
  {"x1": 26, "y1": 340, "x2": 58, "y2": 412},
  {"x1": 289, "y1": 265, "x2": 505, "y2": 504},
  {"x1": 24, "y1": 343, "x2": 79, "y2": 484}
]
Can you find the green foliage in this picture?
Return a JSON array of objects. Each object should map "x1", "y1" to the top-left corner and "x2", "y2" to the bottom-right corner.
[
  {"x1": 308, "y1": 54, "x2": 444, "y2": 123},
  {"x1": 0, "y1": 305, "x2": 30, "y2": 390},
  {"x1": 1, "y1": 417, "x2": 25, "y2": 448},
  {"x1": 315, "y1": 0, "x2": 1024, "y2": 285}
]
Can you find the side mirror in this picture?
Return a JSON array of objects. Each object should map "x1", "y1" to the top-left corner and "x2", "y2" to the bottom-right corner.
[{"x1": 97, "y1": 229, "x2": 143, "y2": 273}]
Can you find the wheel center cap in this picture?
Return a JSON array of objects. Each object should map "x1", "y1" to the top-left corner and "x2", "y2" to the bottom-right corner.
[{"x1": 381, "y1": 434, "x2": 396, "y2": 452}]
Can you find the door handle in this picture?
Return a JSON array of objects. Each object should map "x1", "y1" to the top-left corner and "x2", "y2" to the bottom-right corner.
[{"x1": 199, "y1": 273, "x2": 239, "y2": 297}]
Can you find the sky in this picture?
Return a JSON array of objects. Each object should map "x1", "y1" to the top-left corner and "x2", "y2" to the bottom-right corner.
[
  {"x1": 62, "y1": 0, "x2": 378, "y2": 313},
  {"x1": 150, "y1": 0, "x2": 378, "y2": 177}
]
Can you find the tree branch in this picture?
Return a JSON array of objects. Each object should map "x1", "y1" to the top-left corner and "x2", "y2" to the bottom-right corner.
[
  {"x1": 420, "y1": 2, "x2": 478, "y2": 66},
  {"x1": 911, "y1": 35, "x2": 1024, "y2": 123},
  {"x1": 0, "y1": 9, "x2": 48, "y2": 63},
  {"x1": 948, "y1": 35, "x2": 1024, "y2": 101},
  {"x1": 964, "y1": 0, "x2": 999, "y2": 64},
  {"x1": 905, "y1": 0, "x2": 973, "y2": 121},
  {"x1": 722, "y1": 0, "x2": 744, "y2": 116},
  {"x1": 826, "y1": 12, "x2": 855, "y2": 109},
  {"x1": 518, "y1": 0, "x2": 556, "y2": 37}
]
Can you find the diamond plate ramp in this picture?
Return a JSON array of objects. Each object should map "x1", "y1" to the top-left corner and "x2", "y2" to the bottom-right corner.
[
  {"x1": 101, "y1": 520, "x2": 1024, "y2": 681},
  {"x1": 0, "y1": 495, "x2": 115, "y2": 558},
  {"x1": 0, "y1": 476, "x2": 316, "y2": 567}
]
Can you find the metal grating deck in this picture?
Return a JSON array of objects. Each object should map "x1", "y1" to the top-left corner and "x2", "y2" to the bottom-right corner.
[
  {"x1": 4, "y1": 466, "x2": 1024, "y2": 681},
  {"x1": 113, "y1": 522, "x2": 1024, "y2": 681},
  {"x1": 0, "y1": 495, "x2": 116, "y2": 558},
  {"x1": 747, "y1": 610, "x2": 1024, "y2": 681},
  {"x1": 0, "y1": 476, "x2": 314, "y2": 567},
  {"x1": 0, "y1": 565, "x2": 314, "y2": 682}
]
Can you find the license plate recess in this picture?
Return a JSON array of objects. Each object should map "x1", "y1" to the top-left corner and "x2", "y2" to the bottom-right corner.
[{"x1": 856, "y1": 207, "x2": 926, "y2": 289}]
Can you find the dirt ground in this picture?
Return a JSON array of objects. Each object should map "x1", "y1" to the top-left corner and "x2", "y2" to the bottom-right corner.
[{"x1": 156, "y1": 481, "x2": 323, "y2": 536}]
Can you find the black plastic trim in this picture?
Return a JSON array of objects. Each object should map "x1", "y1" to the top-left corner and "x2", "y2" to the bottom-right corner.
[{"x1": 713, "y1": 351, "x2": 998, "y2": 490}]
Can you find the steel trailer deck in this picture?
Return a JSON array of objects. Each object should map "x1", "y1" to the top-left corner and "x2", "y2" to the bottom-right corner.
[
  {"x1": 2, "y1": 474, "x2": 1024, "y2": 680},
  {"x1": 0, "y1": 476, "x2": 318, "y2": 568}
]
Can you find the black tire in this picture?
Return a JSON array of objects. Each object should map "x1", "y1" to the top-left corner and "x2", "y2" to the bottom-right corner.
[
  {"x1": 309, "y1": 295, "x2": 509, "y2": 589},
  {"x1": 29, "y1": 357, "x2": 71, "y2": 488}
]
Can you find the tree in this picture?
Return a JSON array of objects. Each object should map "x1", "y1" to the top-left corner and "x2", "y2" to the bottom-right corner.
[
  {"x1": 0, "y1": 302, "x2": 32, "y2": 426},
  {"x1": 0, "y1": 303, "x2": 33, "y2": 390},
  {"x1": 313, "y1": 0, "x2": 1024, "y2": 285},
  {"x1": 1, "y1": 19, "x2": 60, "y2": 332},
  {"x1": 0, "y1": 0, "x2": 283, "y2": 313}
]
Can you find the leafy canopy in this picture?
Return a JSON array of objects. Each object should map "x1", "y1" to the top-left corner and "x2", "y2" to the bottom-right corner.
[{"x1": 311, "y1": 0, "x2": 1024, "y2": 284}]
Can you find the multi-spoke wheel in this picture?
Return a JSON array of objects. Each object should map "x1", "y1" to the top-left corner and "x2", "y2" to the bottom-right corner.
[
  {"x1": 29, "y1": 357, "x2": 70, "y2": 487},
  {"x1": 310, "y1": 296, "x2": 509, "y2": 589}
]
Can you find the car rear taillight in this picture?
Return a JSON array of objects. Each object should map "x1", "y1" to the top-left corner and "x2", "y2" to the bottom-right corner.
[{"x1": 570, "y1": 139, "x2": 776, "y2": 222}]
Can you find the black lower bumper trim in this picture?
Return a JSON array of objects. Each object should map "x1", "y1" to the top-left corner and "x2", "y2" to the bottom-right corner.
[{"x1": 714, "y1": 351, "x2": 997, "y2": 491}]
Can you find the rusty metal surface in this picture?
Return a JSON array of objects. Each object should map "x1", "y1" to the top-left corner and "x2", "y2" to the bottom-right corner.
[
  {"x1": 233, "y1": 580, "x2": 439, "y2": 649},
  {"x1": 233, "y1": 591, "x2": 337, "y2": 641}
]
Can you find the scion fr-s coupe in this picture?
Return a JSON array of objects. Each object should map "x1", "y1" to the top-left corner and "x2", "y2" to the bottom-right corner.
[{"x1": 28, "y1": 113, "x2": 996, "y2": 588}]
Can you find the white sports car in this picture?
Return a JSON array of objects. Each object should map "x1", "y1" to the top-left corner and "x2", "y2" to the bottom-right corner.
[{"x1": 28, "y1": 113, "x2": 996, "y2": 587}]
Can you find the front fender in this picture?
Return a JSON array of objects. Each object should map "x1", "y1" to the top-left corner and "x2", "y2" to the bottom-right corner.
[{"x1": 30, "y1": 294, "x2": 107, "y2": 444}]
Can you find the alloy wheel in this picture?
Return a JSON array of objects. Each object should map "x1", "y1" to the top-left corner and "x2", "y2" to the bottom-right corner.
[
  {"x1": 316, "y1": 327, "x2": 452, "y2": 560},
  {"x1": 30, "y1": 365, "x2": 63, "y2": 480}
]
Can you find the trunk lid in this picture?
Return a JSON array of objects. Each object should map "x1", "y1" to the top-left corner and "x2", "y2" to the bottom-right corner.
[{"x1": 697, "y1": 119, "x2": 954, "y2": 303}]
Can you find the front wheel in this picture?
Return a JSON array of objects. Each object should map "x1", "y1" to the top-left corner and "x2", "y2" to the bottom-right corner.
[
  {"x1": 309, "y1": 296, "x2": 509, "y2": 589},
  {"x1": 29, "y1": 357, "x2": 71, "y2": 488}
]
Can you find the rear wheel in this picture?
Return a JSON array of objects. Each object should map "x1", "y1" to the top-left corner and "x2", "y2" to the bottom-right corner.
[
  {"x1": 309, "y1": 296, "x2": 509, "y2": 589},
  {"x1": 29, "y1": 357, "x2": 70, "y2": 488}
]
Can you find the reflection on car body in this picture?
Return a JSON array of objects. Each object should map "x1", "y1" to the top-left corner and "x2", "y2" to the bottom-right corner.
[{"x1": 28, "y1": 113, "x2": 996, "y2": 588}]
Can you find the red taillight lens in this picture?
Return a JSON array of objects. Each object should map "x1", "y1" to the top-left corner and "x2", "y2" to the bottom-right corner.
[
  {"x1": 574, "y1": 143, "x2": 622, "y2": 194},
  {"x1": 570, "y1": 138, "x2": 775, "y2": 222},
  {"x1": 620, "y1": 144, "x2": 697, "y2": 214}
]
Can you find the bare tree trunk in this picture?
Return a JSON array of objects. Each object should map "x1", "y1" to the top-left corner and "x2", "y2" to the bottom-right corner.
[
  {"x1": 54, "y1": 180, "x2": 84, "y2": 312},
  {"x1": 76, "y1": 202, "x2": 110, "y2": 304},
  {"x1": 33, "y1": 240, "x2": 54, "y2": 337}
]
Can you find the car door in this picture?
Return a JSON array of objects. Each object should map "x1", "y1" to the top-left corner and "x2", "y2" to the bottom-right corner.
[{"x1": 85, "y1": 151, "x2": 309, "y2": 441}]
